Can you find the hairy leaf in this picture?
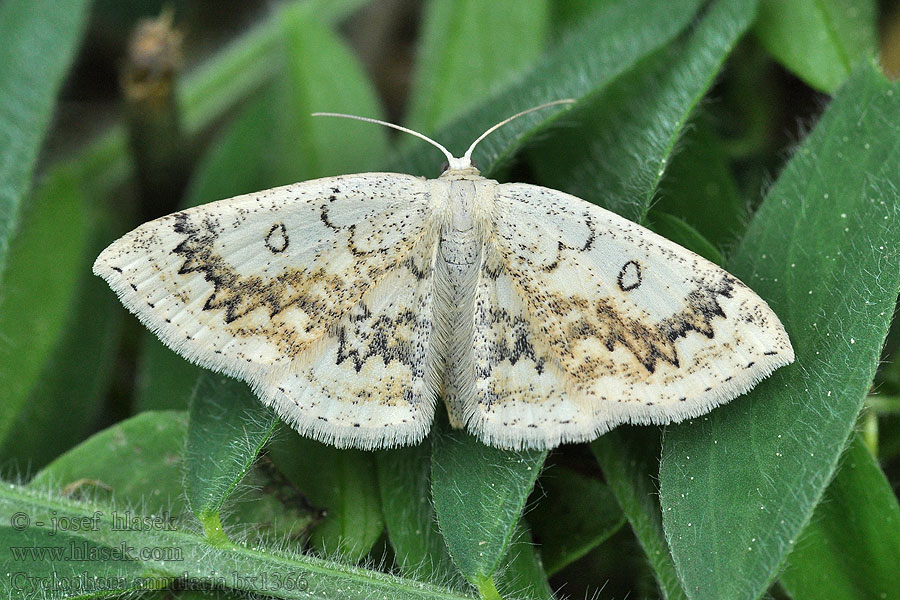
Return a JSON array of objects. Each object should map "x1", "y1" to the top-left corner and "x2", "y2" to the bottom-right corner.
[
  {"x1": 0, "y1": 0, "x2": 91, "y2": 275},
  {"x1": 779, "y1": 434, "x2": 900, "y2": 599},
  {"x1": 660, "y1": 64, "x2": 900, "y2": 600}
]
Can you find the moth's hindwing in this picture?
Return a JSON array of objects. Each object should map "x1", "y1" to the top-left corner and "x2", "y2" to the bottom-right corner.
[
  {"x1": 468, "y1": 182, "x2": 794, "y2": 450},
  {"x1": 94, "y1": 173, "x2": 444, "y2": 449}
]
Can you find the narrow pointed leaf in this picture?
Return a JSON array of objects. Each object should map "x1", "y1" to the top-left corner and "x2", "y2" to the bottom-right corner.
[
  {"x1": 1, "y1": 482, "x2": 476, "y2": 600},
  {"x1": 377, "y1": 442, "x2": 460, "y2": 582},
  {"x1": 0, "y1": 526, "x2": 150, "y2": 597},
  {"x1": 779, "y1": 434, "x2": 900, "y2": 599},
  {"x1": 393, "y1": 0, "x2": 704, "y2": 178},
  {"x1": 593, "y1": 428, "x2": 688, "y2": 600},
  {"x1": 754, "y1": 0, "x2": 877, "y2": 93},
  {"x1": 407, "y1": 0, "x2": 549, "y2": 133},
  {"x1": 0, "y1": 0, "x2": 92, "y2": 275},
  {"x1": 494, "y1": 520, "x2": 553, "y2": 600},
  {"x1": 185, "y1": 374, "x2": 279, "y2": 527},
  {"x1": 530, "y1": 0, "x2": 757, "y2": 223},
  {"x1": 0, "y1": 170, "x2": 90, "y2": 457},
  {"x1": 0, "y1": 222, "x2": 122, "y2": 470},
  {"x1": 431, "y1": 420, "x2": 545, "y2": 588},
  {"x1": 660, "y1": 64, "x2": 900, "y2": 600}
]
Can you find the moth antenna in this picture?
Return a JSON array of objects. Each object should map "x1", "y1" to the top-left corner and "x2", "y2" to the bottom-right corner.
[
  {"x1": 314, "y1": 99, "x2": 575, "y2": 171},
  {"x1": 311, "y1": 112, "x2": 455, "y2": 165},
  {"x1": 461, "y1": 98, "x2": 576, "y2": 164}
]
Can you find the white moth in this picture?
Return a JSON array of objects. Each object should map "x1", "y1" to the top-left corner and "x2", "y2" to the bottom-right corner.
[{"x1": 94, "y1": 101, "x2": 794, "y2": 451}]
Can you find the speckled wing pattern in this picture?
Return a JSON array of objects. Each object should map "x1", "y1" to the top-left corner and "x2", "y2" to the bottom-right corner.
[
  {"x1": 93, "y1": 173, "x2": 445, "y2": 449},
  {"x1": 95, "y1": 168, "x2": 794, "y2": 451},
  {"x1": 466, "y1": 183, "x2": 794, "y2": 449}
]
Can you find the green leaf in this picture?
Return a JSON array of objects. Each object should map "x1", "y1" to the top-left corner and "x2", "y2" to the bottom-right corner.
[
  {"x1": 530, "y1": 0, "x2": 757, "y2": 223},
  {"x1": 0, "y1": 0, "x2": 91, "y2": 275},
  {"x1": 379, "y1": 444, "x2": 551, "y2": 596},
  {"x1": 647, "y1": 212, "x2": 724, "y2": 266},
  {"x1": 0, "y1": 526, "x2": 152, "y2": 597},
  {"x1": 659, "y1": 64, "x2": 900, "y2": 600},
  {"x1": 182, "y1": 92, "x2": 286, "y2": 208},
  {"x1": 593, "y1": 428, "x2": 688, "y2": 600},
  {"x1": 268, "y1": 429, "x2": 384, "y2": 561},
  {"x1": 134, "y1": 334, "x2": 203, "y2": 411},
  {"x1": 494, "y1": 520, "x2": 553, "y2": 600},
  {"x1": 653, "y1": 112, "x2": 747, "y2": 249},
  {"x1": 185, "y1": 373, "x2": 279, "y2": 542},
  {"x1": 173, "y1": 6, "x2": 386, "y2": 557},
  {"x1": 179, "y1": 0, "x2": 371, "y2": 135},
  {"x1": 754, "y1": 0, "x2": 877, "y2": 94},
  {"x1": 779, "y1": 434, "x2": 900, "y2": 599},
  {"x1": 1, "y1": 482, "x2": 477, "y2": 600},
  {"x1": 269, "y1": 4, "x2": 387, "y2": 179},
  {"x1": 30, "y1": 411, "x2": 190, "y2": 513},
  {"x1": 548, "y1": 0, "x2": 608, "y2": 40},
  {"x1": 528, "y1": 465, "x2": 625, "y2": 576},
  {"x1": 393, "y1": 0, "x2": 704, "y2": 179},
  {"x1": 393, "y1": 0, "x2": 702, "y2": 592},
  {"x1": 0, "y1": 215, "x2": 122, "y2": 472},
  {"x1": 406, "y1": 0, "x2": 549, "y2": 133},
  {"x1": 125, "y1": 4, "x2": 388, "y2": 558},
  {"x1": 377, "y1": 442, "x2": 460, "y2": 583},
  {"x1": 0, "y1": 169, "x2": 91, "y2": 459},
  {"x1": 431, "y1": 419, "x2": 545, "y2": 590},
  {"x1": 30, "y1": 410, "x2": 316, "y2": 545}
]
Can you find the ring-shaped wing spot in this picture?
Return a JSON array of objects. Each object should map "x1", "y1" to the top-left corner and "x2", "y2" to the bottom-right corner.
[
  {"x1": 93, "y1": 173, "x2": 436, "y2": 389},
  {"x1": 467, "y1": 183, "x2": 794, "y2": 449}
]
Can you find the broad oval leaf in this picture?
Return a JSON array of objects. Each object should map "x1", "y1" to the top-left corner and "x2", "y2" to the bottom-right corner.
[
  {"x1": 31, "y1": 410, "x2": 316, "y2": 546},
  {"x1": 30, "y1": 410, "x2": 190, "y2": 513},
  {"x1": 660, "y1": 64, "x2": 900, "y2": 600}
]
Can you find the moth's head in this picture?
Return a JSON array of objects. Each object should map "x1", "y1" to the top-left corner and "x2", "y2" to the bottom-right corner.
[
  {"x1": 440, "y1": 157, "x2": 481, "y2": 178},
  {"x1": 311, "y1": 99, "x2": 575, "y2": 176}
]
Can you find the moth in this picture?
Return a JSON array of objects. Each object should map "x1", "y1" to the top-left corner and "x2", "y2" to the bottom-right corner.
[{"x1": 94, "y1": 101, "x2": 794, "y2": 450}]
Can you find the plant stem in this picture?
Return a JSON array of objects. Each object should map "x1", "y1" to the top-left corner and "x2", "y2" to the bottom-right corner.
[{"x1": 2, "y1": 483, "x2": 474, "y2": 600}]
